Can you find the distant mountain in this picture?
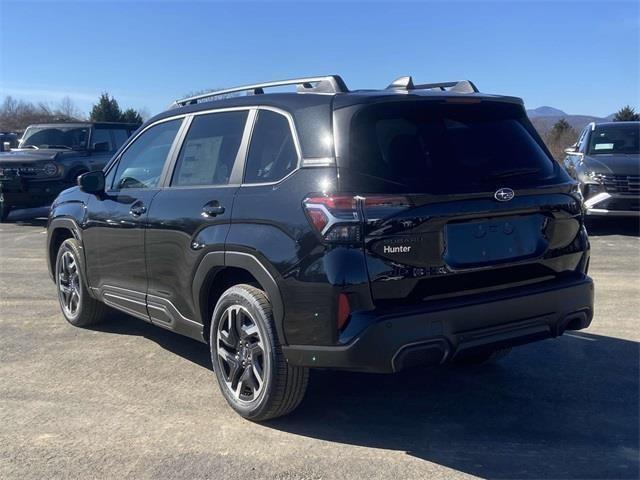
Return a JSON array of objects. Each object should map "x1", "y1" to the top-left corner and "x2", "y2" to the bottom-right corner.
[
  {"x1": 526, "y1": 106, "x2": 614, "y2": 136},
  {"x1": 527, "y1": 106, "x2": 568, "y2": 118}
]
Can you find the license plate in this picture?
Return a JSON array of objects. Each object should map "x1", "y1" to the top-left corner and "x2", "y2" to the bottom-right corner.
[{"x1": 443, "y1": 215, "x2": 548, "y2": 268}]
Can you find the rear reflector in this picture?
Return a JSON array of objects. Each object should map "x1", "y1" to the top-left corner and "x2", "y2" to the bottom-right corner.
[{"x1": 337, "y1": 293, "x2": 350, "y2": 330}]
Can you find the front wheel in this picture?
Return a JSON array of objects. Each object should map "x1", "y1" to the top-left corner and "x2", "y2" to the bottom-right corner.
[
  {"x1": 210, "y1": 284, "x2": 308, "y2": 421},
  {"x1": 55, "y1": 238, "x2": 107, "y2": 327}
]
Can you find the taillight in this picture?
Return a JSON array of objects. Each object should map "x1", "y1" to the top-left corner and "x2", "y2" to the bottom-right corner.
[
  {"x1": 303, "y1": 195, "x2": 362, "y2": 243},
  {"x1": 303, "y1": 194, "x2": 413, "y2": 242}
]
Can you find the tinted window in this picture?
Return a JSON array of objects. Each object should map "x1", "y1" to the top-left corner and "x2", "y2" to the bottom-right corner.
[
  {"x1": 588, "y1": 124, "x2": 640, "y2": 155},
  {"x1": 244, "y1": 110, "x2": 298, "y2": 184},
  {"x1": 171, "y1": 111, "x2": 247, "y2": 186},
  {"x1": 344, "y1": 102, "x2": 557, "y2": 194},
  {"x1": 91, "y1": 129, "x2": 113, "y2": 150},
  {"x1": 111, "y1": 119, "x2": 181, "y2": 190},
  {"x1": 20, "y1": 126, "x2": 88, "y2": 149},
  {"x1": 113, "y1": 129, "x2": 131, "y2": 150}
]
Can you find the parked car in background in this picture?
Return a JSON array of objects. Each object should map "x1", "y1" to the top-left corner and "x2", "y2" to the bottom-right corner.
[
  {"x1": 0, "y1": 122, "x2": 138, "y2": 220},
  {"x1": 0, "y1": 132, "x2": 19, "y2": 152},
  {"x1": 47, "y1": 75, "x2": 593, "y2": 421},
  {"x1": 563, "y1": 121, "x2": 640, "y2": 216}
]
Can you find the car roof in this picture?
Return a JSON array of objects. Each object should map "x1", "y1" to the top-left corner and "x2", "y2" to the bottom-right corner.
[
  {"x1": 592, "y1": 121, "x2": 640, "y2": 127},
  {"x1": 26, "y1": 122, "x2": 139, "y2": 128}
]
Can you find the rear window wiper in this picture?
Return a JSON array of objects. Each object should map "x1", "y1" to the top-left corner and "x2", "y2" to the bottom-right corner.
[{"x1": 484, "y1": 167, "x2": 540, "y2": 180}]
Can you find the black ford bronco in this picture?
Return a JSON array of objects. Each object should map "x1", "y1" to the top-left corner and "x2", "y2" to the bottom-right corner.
[
  {"x1": 46, "y1": 75, "x2": 594, "y2": 421},
  {"x1": 0, "y1": 122, "x2": 138, "y2": 220}
]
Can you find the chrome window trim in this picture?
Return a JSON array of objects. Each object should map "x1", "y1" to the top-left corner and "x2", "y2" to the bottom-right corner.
[
  {"x1": 105, "y1": 104, "x2": 334, "y2": 191},
  {"x1": 103, "y1": 115, "x2": 187, "y2": 192},
  {"x1": 239, "y1": 106, "x2": 305, "y2": 187}
]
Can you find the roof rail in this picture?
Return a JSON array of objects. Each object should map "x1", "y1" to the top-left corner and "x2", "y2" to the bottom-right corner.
[
  {"x1": 386, "y1": 76, "x2": 479, "y2": 94},
  {"x1": 172, "y1": 75, "x2": 349, "y2": 108}
]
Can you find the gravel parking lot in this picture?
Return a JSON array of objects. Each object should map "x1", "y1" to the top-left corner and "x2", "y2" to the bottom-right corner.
[{"x1": 1, "y1": 218, "x2": 638, "y2": 480}]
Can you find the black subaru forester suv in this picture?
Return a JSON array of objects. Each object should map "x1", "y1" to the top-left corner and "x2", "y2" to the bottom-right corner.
[{"x1": 46, "y1": 75, "x2": 594, "y2": 421}]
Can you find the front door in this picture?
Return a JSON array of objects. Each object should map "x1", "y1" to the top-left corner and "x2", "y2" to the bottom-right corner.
[
  {"x1": 84, "y1": 118, "x2": 184, "y2": 320},
  {"x1": 145, "y1": 110, "x2": 252, "y2": 329}
]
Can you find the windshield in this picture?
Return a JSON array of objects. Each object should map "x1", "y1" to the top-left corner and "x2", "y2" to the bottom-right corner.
[
  {"x1": 20, "y1": 126, "x2": 89, "y2": 150},
  {"x1": 342, "y1": 101, "x2": 558, "y2": 194},
  {"x1": 588, "y1": 124, "x2": 640, "y2": 155}
]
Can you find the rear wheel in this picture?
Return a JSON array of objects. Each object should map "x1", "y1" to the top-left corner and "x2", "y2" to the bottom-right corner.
[
  {"x1": 453, "y1": 347, "x2": 512, "y2": 366},
  {"x1": 55, "y1": 238, "x2": 107, "y2": 327},
  {"x1": 210, "y1": 284, "x2": 308, "y2": 421}
]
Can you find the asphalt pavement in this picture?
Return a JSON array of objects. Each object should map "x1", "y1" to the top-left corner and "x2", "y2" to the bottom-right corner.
[{"x1": 1, "y1": 217, "x2": 638, "y2": 479}]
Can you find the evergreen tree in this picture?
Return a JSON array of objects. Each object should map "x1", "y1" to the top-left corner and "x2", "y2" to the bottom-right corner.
[
  {"x1": 120, "y1": 108, "x2": 143, "y2": 125},
  {"x1": 613, "y1": 105, "x2": 640, "y2": 121},
  {"x1": 90, "y1": 93, "x2": 122, "y2": 122}
]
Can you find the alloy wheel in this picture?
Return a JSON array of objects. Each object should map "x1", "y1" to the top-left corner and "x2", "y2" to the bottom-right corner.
[
  {"x1": 216, "y1": 305, "x2": 267, "y2": 402},
  {"x1": 58, "y1": 251, "x2": 81, "y2": 318}
]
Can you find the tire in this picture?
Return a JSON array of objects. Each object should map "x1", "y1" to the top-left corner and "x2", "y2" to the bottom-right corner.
[
  {"x1": 0, "y1": 197, "x2": 10, "y2": 222},
  {"x1": 210, "y1": 284, "x2": 309, "y2": 421},
  {"x1": 452, "y1": 347, "x2": 512, "y2": 366},
  {"x1": 55, "y1": 238, "x2": 107, "y2": 327}
]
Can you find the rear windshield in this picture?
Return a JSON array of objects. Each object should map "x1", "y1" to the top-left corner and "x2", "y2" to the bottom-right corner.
[
  {"x1": 341, "y1": 101, "x2": 558, "y2": 194},
  {"x1": 588, "y1": 124, "x2": 639, "y2": 155}
]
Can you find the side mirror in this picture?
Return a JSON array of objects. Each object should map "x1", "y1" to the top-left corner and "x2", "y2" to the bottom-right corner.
[
  {"x1": 92, "y1": 141, "x2": 110, "y2": 153},
  {"x1": 564, "y1": 145, "x2": 578, "y2": 154},
  {"x1": 78, "y1": 170, "x2": 105, "y2": 194}
]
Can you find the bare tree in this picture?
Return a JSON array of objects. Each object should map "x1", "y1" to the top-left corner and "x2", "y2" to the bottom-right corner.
[{"x1": 56, "y1": 96, "x2": 84, "y2": 120}]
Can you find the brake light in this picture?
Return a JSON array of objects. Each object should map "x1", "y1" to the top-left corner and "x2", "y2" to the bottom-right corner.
[
  {"x1": 303, "y1": 195, "x2": 361, "y2": 243},
  {"x1": 303, "y1": 194, "x2": 413, "y2": 242}
]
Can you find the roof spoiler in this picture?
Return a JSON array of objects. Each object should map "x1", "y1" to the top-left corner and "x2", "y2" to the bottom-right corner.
[{"x1": 386, "y1": 76, "x2": 479, "y2": 94}]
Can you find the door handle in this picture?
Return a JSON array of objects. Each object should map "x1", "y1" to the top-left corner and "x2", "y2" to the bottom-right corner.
[
  {"x1": 202, "y1": 203, "x2": 225, "y2": 217},
  {"x1": 130, "y1": 202, "x2": 147, "y2": 217}
]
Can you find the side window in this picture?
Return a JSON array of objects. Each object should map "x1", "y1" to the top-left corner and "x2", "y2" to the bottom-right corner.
[
  {"x1": 244, "y1": 110, "x2": 298, "y2": 184},
  {"x1": 111, "y1": 119, "x2": 181, "y2": 190},
  {"x1": 91, "y1": 129, "x2": 113, "y2": 151},
  {"x1": 112, "y1": 129, "x2": 131, "y2": 150},
  {"x1": 171, "y1": 111, "x2": 248, "y2": 187},
  {"x1": 577, "y1": 127, "x2": 589, "y2": 152}
]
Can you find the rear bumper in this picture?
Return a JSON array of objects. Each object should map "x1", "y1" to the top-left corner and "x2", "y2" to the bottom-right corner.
[{"x1": 283, "y1": 274, "x2": 594, "y2": 373}]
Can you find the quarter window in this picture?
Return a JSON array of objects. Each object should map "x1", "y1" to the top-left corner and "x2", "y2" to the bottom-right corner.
[
  {"x1": 110, "y1": 119, "x2": 182, "y2": 190},
  {"x1": 171, "y1": 111, "x2": 248, "y2": 186},
  {"x1": 244, "y1": 110, "x2": 298, "y2": 184}
]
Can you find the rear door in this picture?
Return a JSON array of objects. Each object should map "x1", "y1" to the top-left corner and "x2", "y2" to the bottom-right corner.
[
  {"x1": 144, "y1": 109, "x2": 252, "y2": 327},
  {"x1": 335, "y1": 99, "x2": 583, "y2": 304}
]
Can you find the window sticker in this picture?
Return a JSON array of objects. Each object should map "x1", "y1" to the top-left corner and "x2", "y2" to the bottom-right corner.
[{"x1": 594, "y1": 143, "x2": 614, "y2": 150}]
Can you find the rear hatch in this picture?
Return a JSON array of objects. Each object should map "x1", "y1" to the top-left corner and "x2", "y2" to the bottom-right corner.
[{"x1": 333, "y1": 98, "x2": 584, "y2": 305}]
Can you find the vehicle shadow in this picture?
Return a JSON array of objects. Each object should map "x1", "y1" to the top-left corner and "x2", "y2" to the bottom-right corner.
[
  {"x1": 586, "y1": 217, "x2": 639, "y2": 237},
  {"x1": 92, "y1": 312, "x2": 212, "y2": 370},
  {"x1": 90, "y1": 313, "x2": 639, "y2": 479},
  {"x1": 268, "y1": 332, "x2": 639, "y2": 479}
]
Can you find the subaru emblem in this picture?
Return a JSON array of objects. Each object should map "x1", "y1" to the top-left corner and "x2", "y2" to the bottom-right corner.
[{"x1": 494, "y1": 188, "x2": 515, "y2": 202}]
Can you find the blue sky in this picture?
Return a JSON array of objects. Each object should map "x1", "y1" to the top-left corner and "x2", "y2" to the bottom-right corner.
[{"x1": 1, "y1": 0, "x2": 638, "y2": 118}]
